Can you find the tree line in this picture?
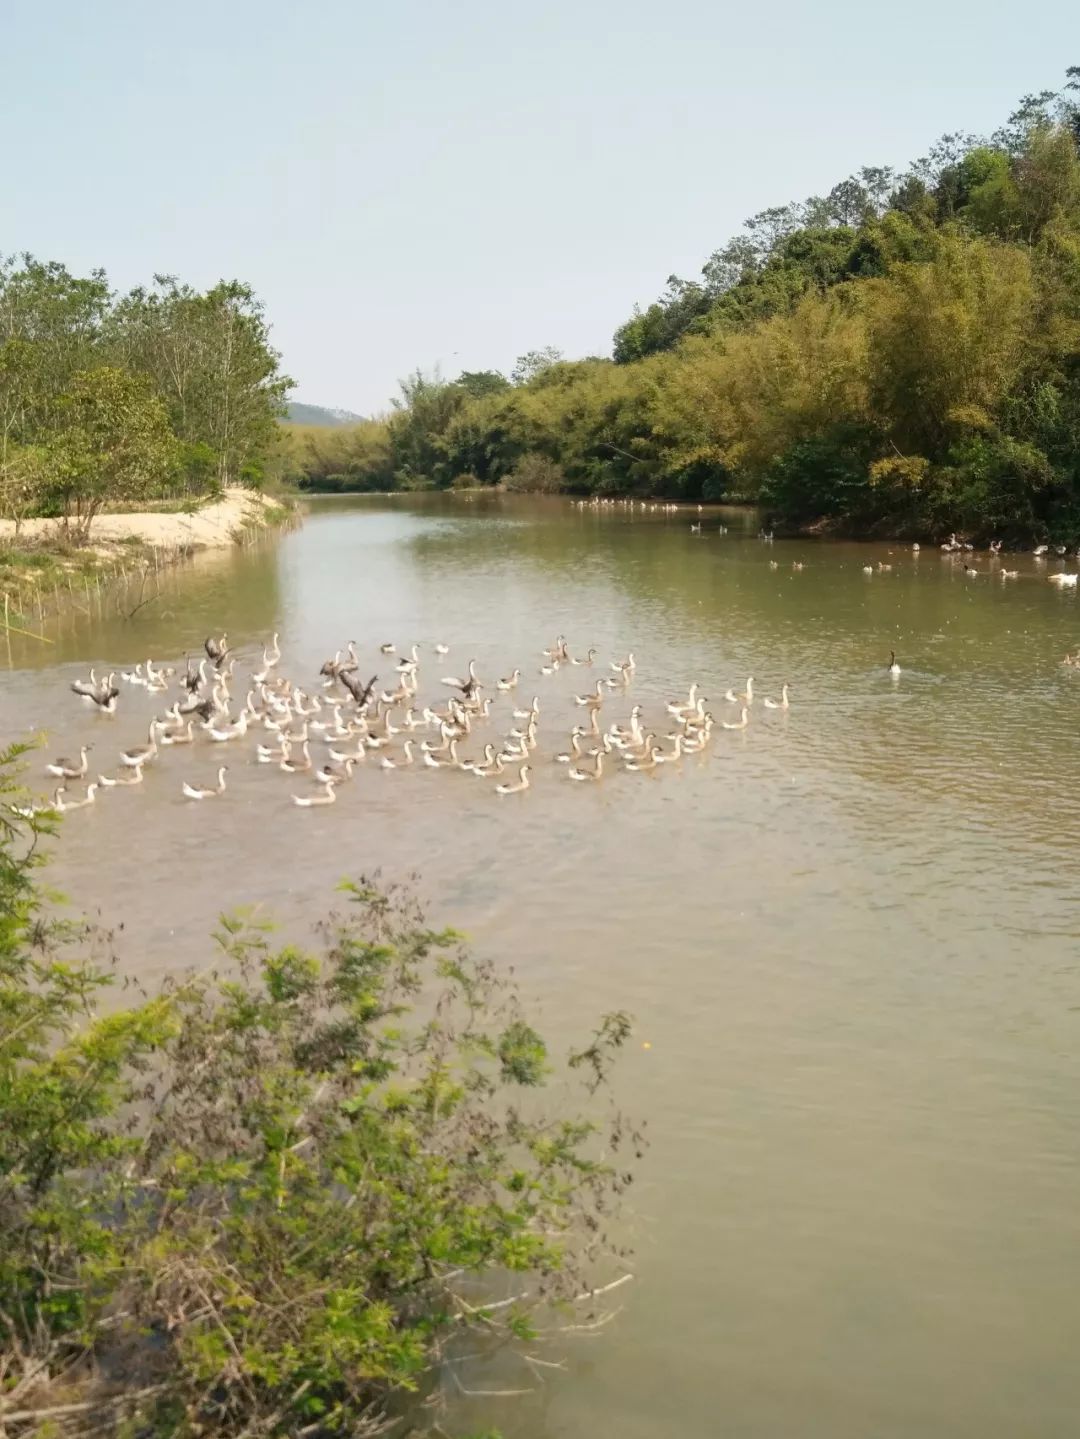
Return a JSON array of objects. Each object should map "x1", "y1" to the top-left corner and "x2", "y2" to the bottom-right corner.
[
  {"x1": 283, "y1": 71, "x2": 1080, "y2": 539},
  {"x1": 0, "y1": 262, "x2": 291, "y2": 537}
]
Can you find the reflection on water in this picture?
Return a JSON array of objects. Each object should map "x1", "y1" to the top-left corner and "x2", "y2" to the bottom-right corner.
[{"x1": 5, "y1": 493, "x2": 1080, "y2": 1439}]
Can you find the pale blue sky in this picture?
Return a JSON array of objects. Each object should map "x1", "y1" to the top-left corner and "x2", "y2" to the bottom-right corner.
[{"x1": 3, "y1": 1, "x2": 1072, "y2": 412}]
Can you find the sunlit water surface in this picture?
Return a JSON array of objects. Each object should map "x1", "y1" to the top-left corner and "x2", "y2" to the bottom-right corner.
[{"x1": 4, "y1": 494, "x2": 1080, "y2": 1438}]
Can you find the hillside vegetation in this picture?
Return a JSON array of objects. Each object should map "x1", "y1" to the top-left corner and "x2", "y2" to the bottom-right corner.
[{"x1": 283, "y1": 73, "x2": 1080, "y2": 539}]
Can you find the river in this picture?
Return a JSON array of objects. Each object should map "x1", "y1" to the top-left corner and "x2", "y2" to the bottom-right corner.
[{"x1": 4, "y1": 492, "x2": 1080, "y2": 1438}]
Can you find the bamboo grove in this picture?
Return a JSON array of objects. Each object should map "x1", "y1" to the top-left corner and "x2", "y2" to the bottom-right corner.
[{"x1": 283, "y1": 73, "x2": 1080, "y2": 539}]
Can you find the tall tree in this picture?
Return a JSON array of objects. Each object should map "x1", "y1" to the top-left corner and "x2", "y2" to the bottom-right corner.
[{"x1": 48, "y1": 367, "x2": 176, "y2": 535}]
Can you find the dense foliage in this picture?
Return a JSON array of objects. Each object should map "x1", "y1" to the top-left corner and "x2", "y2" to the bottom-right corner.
[
  {"x1": 0, "y1": 262, "x2": 291, "y2": 536},
  {"x1": 0, "y1": 746, "x2": 636, "y2": 1437},
  {"x1": 283, "y1": 72, "x2": 1080, "y2": 538}
]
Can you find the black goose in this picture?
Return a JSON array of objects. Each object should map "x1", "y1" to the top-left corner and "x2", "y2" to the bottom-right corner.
[{"x1": 342, "y1": 671, "x2": 378, "y2": 709}]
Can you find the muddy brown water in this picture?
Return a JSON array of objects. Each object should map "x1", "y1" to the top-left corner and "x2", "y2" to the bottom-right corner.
[{"x1": 4, "y1": 493, "x2": 1080, "y2": 1438}]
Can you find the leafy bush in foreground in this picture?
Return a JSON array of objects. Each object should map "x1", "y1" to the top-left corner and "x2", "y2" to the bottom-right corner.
[{"x1": 0, "y1": 745, "x2": 637, "y2": 1436}]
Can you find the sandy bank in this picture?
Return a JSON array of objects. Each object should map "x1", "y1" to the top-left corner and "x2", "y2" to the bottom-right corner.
[{"x1": 0, "y1": 488, "x2": 278, "y2": 552}]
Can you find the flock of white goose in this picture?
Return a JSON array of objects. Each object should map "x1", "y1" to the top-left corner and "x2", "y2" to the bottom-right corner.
[{"x1": 22, "y1": 632, "x2": 791, "y2": 816}]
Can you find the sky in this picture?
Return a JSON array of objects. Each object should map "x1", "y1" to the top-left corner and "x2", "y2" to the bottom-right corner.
[{"x1": 2, "y1": 1, "x2": 1073, "y2": 413}]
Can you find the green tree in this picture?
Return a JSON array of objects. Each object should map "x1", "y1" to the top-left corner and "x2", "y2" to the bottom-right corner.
[
  {"x1": 0, "y1": 256, "x2": 109, "y2": 445},
  {"x1": 48, "y1": 367, "x2": 177, "y2": 536},
  {"x1": 110, "y1": 277, "x2": 292, "y2": 489},
  {"x1": 511, "y1": 347, "x2": 563, "y2": 385},
  {"x1": 455, "y1": 368, "x2": 511, "y2": 398}
]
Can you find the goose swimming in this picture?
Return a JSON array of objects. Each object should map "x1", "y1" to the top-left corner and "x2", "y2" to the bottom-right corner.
[
  {"x1": 280, "y1": 740, "x2": 312, "y2": 773},
  {"x1": 98, "y1": 764, "x2": 144, "y2": 787},
  {"x1": 724, "y1": 677, "x2": 754, "y2": 705},
  {"x1": 292, "y1": 781, "x2": 337, "y2": 808},
  {"x1": 46, "y1": 745, "x2": 91, "y2": 779},
  {"x1": 667, "y1": 684, "x2": 699, "y2": 719},
  {"x1": 441, "y1": 659, "x2": 479, "y2": 693},
  {"x1": 55, "y1": 783, "x2": 99, "y2": 812},
  {"x1": 207, "y1": 711, "x2": 249, "y2": 742},
  {"x1": 624, "y1": 738, "x2": 659, "y2": 772},
  {"x1": 121, "y1": 723, "x2": 160, "y2": 767},
  {"x1": 722, "y1": 707, "x2": 749, "y2": 731},
  {"x1": 568, "y1": 751, "x2": 604, "y2": 782},
  {"x1": 182, "y1": 766, "x2": 228, "y2": 801},
  {"x1": 763, "y1": 684, "x2": 791, "y2": 710},
  {"x1": 380, "y1": 741, "x2": 416, "y2": 770},
  {"x1": 495, "y1": 763, "x2": 531, "y2": 795},
  {"x1": 556, "y1": 729, "x2": 587, "y2": 764},
  {"x1": 1048, "y1": 572, "x2": 1078, "y2": 587},
  {"x1": 315, "y1": 758, "x2": 355, "y2": 785},
  {"x1": 328, "y1": 741, "x2": 366, "y2": 764},
  {"x1": 574, "y1": 679, "x2": 605, "y2": 708},
  {"x1": 160, "y1": 720, "x2": 195, "y2": 746},
  {"x1": 653, "y1": 734, "x2": 686, "y2": 764}
]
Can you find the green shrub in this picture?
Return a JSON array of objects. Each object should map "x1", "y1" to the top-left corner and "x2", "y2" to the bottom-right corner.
[{"x1": 0, "y1": 746, "x2": 638, "y2": 1437}]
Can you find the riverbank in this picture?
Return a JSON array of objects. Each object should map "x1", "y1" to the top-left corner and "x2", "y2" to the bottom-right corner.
[
  {"x1": 0, "y1": 487, "x2": 289, "y2": 552},
  {"x1": 0, "y1": 489, "x2": 297, "y2": 641}
]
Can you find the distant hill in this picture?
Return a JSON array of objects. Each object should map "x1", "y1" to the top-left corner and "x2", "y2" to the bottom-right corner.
[{"x1": 285, "y1": 402, "x2": 363, "y2": 427}]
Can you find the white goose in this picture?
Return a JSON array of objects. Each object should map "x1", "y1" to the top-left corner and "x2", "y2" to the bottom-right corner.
[
  {"x1": 160, "y1": 720, "x2": 195, "y2": 746},
  {"x1": 666, "y1": 684, "x2": 698, "y2": 719},
  {"x1": 574, "y1": 680, "x2": 605, "y2": 708},
  {"x1": 441, "y1": 658, "x2": 479, "y2": 690},
  {"x1": 98, "y1": 764, "x2": 144, "y2": 787},
  {"x1": 653, "y1": 734, "x2": 685, "y2": 764},
  {"x1": 47, "y1": 745, "x2": 91, "y2": 779},
  {"x1": 722, "y1": 707, "x2": 749, "y2": 731},
  {"x1": 381, "y1": 741, "x2": 416, "y2": 770},
  {"x1": 121, "y1": 725, "x2": 160, "y2": 767},
  {"x1": 292, "y1": 781, "x2": 337, "y2": 808},
  {"x1": 724, "y1": 677, "x2": 754, "y2": 705},
  {"x1": 1049, "y1": 572, "x2": 1078, "y2": 587},
  {"x1": 280, "y1": 741, "x2": 312, "y2": 773},
  {"x1": 315, "y1": 758, "x2": 355, "y2": 785},
  {"x1": 56, "y1": 783, "x2": 99, "y2": 812},
  {"x1": 556, "y1": 729, "x2": 587, "y2": 764},
  {"x1": 182, "y1": 766, "x2": 228, "y2": 801},
  {"x1": 207, "y1": 711, "x2": 249, "y2": 742},
  {"x1": 568, "y1": 751, "x2": 604, "y2": 783},
  {"x1": 763, "y1": 684, "x2": 790, "y2": 710},
  {"x1": 497, "y1": 668, "x2": 521, "y2": 691},
  {"x1": 328, "y1": 741, "x2": 366, "y2": 764},
  {"x1": 423, "y1": 740, "x2": 461, "y2": 770},
  {"x1": 624, "y1": 739, "x2": 659, "y2": 772},
  {"x1": 495, "y1": 764, "x2": 531, "y2": 796}
]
